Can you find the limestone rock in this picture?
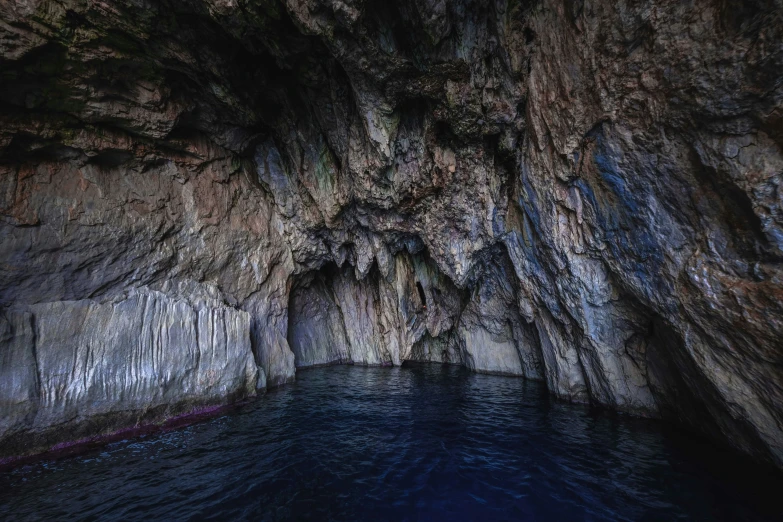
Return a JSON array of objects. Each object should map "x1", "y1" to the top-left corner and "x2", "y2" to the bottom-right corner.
[
  {"x1": 0, "y1": 288, "x2": 258, "y2": 458},
  {"x1": 1, "y1": 0, "x2": 782, "y2": 470}
]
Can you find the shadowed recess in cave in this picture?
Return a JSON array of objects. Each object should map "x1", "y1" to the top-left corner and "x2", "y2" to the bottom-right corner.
[{"x1": 416, "y1": 281, "x2": 427, "y2": 308}]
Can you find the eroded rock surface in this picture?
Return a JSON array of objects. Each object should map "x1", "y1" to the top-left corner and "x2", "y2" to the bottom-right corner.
[
  {"x1": 1, "y1": 0, "x2": 782, "y2": 468},
  {"x1": 0, "y1": 288, "x2": 258, "y2": 456}
]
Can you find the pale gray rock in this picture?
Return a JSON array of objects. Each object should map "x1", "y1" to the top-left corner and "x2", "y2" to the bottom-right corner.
[{"x1": 0, "y1": 289, "x2": 258, "y2": 458}]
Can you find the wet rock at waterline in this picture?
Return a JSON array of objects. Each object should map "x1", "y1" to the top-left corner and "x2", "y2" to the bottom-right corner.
[
  {"x1": 1, "y1": 0, "x2": 782, "y2": 470},
  {"x1": 0, "y1": 288, "x2": 259, "y2": 457}
]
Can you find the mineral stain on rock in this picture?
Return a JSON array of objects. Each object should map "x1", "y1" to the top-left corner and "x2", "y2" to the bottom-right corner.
[{"x1": 0, "y1": 0, "x2": 782, "y2": 472}]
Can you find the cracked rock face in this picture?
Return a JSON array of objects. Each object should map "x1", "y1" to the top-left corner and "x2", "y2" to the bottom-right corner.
[
  {"x1": 1, "y1": 0, "x2": 782, "y2": 468},
  {"x1": 0, "y1": 288, "x2": 259, "y2": 457}
]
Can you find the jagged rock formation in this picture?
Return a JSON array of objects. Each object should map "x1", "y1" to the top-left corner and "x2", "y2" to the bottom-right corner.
[{"x1": 1, "y1": 0, "x2": 782, "y2": 469}]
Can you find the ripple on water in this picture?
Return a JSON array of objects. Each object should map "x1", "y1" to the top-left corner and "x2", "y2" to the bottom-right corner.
[{"x1": 1, "y1": 364, "x2": 782, "y2": 521}]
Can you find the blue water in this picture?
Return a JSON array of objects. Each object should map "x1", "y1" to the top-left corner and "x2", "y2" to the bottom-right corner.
[{"x1": 1, "y1": 364, "x2": 781, "y2": 521}]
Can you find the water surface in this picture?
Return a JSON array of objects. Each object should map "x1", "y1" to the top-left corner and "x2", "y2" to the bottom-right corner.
[{"x1": 1, "y1": 364, "x2": 781, "y2": 520}]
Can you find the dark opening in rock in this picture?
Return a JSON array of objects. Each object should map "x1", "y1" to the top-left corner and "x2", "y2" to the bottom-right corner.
[{"x1": 416, "y1": 281, "x2": 427, "y2": 309}]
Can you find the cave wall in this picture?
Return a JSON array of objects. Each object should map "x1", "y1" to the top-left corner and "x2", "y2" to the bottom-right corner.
[
  {"x1": 0, "y1": 288, "x2": 259, "y2": 457},
  {"x1": 1, "y1": 0, "x2": 782, "y2": 468}
]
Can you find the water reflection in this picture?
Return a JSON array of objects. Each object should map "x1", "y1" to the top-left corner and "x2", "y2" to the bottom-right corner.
[{"x1": 1, "y1": 364, "x2": 781, "y2": 520}]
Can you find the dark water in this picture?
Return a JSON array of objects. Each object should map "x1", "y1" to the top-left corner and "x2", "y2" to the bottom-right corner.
[{"x1": 1, "y1": 365, "x2": 782, "y2": 521}]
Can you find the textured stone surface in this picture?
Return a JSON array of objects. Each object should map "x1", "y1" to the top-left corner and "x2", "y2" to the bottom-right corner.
[
  {"x1": 0, "y1": 0, "x2": 782, "y2": 468},
  {"x1": 0, "y1": 288, "x2": 258, "y2": 457}
]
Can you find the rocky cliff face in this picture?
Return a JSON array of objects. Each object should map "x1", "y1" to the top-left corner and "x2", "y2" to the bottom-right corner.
[{"x1": 1, "y1": 0, "x2": 782, "y2": 468}]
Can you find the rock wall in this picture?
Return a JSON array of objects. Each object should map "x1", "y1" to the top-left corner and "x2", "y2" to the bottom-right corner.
[
  {"x1": 0, "y1": 288, "x2": 259, "y2": 457},
  {"x1": 1, "y1": 0, "x2": 782, "y2": 468}
]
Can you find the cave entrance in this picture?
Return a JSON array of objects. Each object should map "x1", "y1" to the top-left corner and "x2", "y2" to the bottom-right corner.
[{"x1": 416, "y1": 281, "x2": 427, "y2": 309}]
